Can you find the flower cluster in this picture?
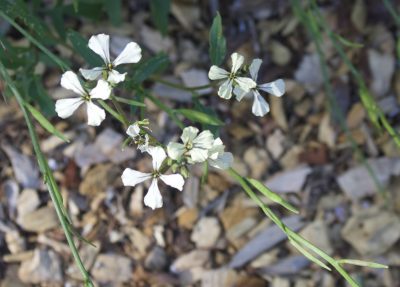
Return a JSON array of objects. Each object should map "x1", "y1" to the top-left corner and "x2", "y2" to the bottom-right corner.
[
  {"x1": 122, "y1": 125, "x2": 233, "y2": 209},
  {"x1": 208, "y1": 52, "x2": 285, "y2": 117},
  {"x1": 56, "y1": 34, "x2": 142, "y2": 126}
]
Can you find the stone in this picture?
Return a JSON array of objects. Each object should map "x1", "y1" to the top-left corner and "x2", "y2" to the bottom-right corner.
[
  {"x1": 269, "y1": 40, "x2": 292, "y2": 66},
  {"x1": 91, "y1": 254, "x2": 132, "y2": 283},
  {"x1": 17, "y1": 189, "x2": 40, "y2": 218},
  {"x1": 144, "y1": 246, "x2": 168, "y2": 271},
  {"x1": 264, "y1": 165, "x2": 312, "y2": 194},
  {"x1": 228, "y1": 216, "x2": 305, "y2": 268},
  {"x1": 294, "y1": 54, "x2": 323, "y2": 93},
  {"x1": 299, "y1": 220, "x2": 333, "y2": 255},
  {"x1": 191, "y1": 217, "x2": 221, "y2": 248},
  {"x1": 180, "y1": 68, "x2": 212, "y2": 95},
  {"x1": 18, "y1": 249, "x2": 63, "y2": 284},
  {"x1": 266, "y1": 129, "x2": 286, "y2": 159},
  {"x1": 79, "y1": 164, "x2": 119, "y2": 198},
  {"x1": 170, "y1": 250, "x2": 210, "y2": 273},
  {"x1": 368, "y1": 49, "x2": 395, "y2": 97},
  {"x1": 341, "y1": 207, "x2": 400, "y2": 256},
  {"x1": 2, "y1": 145, "x2": 40, "y2": 189},
  {"x1": 243, "y1": 147, "x2": 270, "y2": 179},
  {"x1": 201, "y1": 268, "x2": 239, "y2": 287},
  {"x1": 17, "y1": 206, "x2": 58, "y2": 233},
  {"x1": 337, "y1": 157, "x2": 400, "y2": 200}
]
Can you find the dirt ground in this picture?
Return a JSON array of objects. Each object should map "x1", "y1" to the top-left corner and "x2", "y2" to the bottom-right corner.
[{"x1": 1, "y1": 1, "x2": 400, "y2": 286}]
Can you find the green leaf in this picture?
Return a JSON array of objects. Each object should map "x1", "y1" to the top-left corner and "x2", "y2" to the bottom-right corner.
[
  {"x1": 131, "y1": 54, "x2": 169, "y2": 85},
  {"x1": 337, "y1": 259, "x2": 388, "y2": 269},
  {"x1": 177, "y1": 109, "x2": 223, "y2": 126},
  {"x1": 289, "y1": 237, "x2": 331, "y2": 271},
  {"x1": 103, "y1": 0, "x2": 122, "y2": 26},
  {"x1": 0, "y1": 0, "x2": 53, "y2": 44},
  {"x1": 247, "y1": 178, "x2": 299, "y2": 214},
  {"x1": 50, "y1": 6, "x2": 66, "y2": 40},
  {"x1": 336, "y1": 34, "x2": 363, "y2": 48},
  {"x1": 209, "y1": 12, "x2": 226, "y2": 65},
  {"x1": 150, "y1": 0, "x2": 170, "y2": 36},
  {"x1": 25, "y1": 103, "x2": 69, "y2": 142},
  {"x1": 31, "y1": 76, "x2": 56, "y2": 117},
  {"x1": 114, "y1": 96, "x2": 146, "y2": 107},
  {"x1": 68, "y1": 30, "x2": 103, "y2": 67}
]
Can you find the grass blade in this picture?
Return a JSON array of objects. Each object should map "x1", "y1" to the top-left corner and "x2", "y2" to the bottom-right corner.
[
  {"x1": 247, "y1": 178, "x2": 299, "y2": 214},
  {"x1": 25, "y1": 103, "x2": 69, "y2": 142}
]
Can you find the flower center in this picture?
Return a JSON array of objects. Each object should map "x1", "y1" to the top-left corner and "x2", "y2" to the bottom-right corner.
[
  {"x1": 152, "y1": 171, "x2": 161, "y2": 178},
  {"x1": 81, "y1": 93, "x2": 91, "y2": 102},
  {"x1": 185, "y1": 142, "x2": 193, "y2": 150},
  {"x1": 107, "y1": 63, "x2": 113, "y2": 71}
]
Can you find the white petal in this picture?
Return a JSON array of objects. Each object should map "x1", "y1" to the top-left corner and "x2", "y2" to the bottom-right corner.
[
  {"x1": 107, "y1": 69, "x2": 127, "y2": 84},
  {"x1": 144, "y1": 179, "x2": 163, "y2": 209},
  {"x1": 218, "y1": 79, "x2": 233, "y2": 99},
  {"x1": 252, "y1": 90, "x2": 270, "y2": 117},
  {"x1": 208, "y1": 137, "x2": 225, "y2": 160},
  {"x1": 126, "y1": 123, "x2": 140, "y2": 138},
  {"x1": 230, "y1": 52, "x2": 244, "y2": 74},
  {"x1": 79, "y1": 67, "x2": 103, "y2": 81},
  {"x1": 181, "y1": 126, "x2": 199, "y2": 144},
  {"x1": 249, "y1": 58, "x2": 262, "y2": 81},
  {"x1": 233, "y1": 86, "x2": 250, "y2": 101},
  {"x1": 89, "y1": 79, "x2": 111, "y2": 100},
  {"x1": 167, "y1": 142, "x2": 185, "y2": 160},
  {"x1": 258, "y1": 79, "x2": 285, "y2": 97},
  {"x1": 190, "y1": 147, "x2": 209, "y2": 163},
  {"x1": 55, "y1": 98, "x2": 83, "y2": 119},
  {"x1": 160, "y1": 174, "x2": 185, "y2": 191},
  {"x1": 113, "y1": 42, "x2": 142, "y2": 66},
  {"x1": 121, "y1": 168, "x2": 151, "y2": 187},
  {"x1": 88, "y1": 34, "x2": 110, "y2": 63},
  {"x1": 235, "y1": 77, "x2": 256, "y2": 91},
  {"x1": 208, "y1": 65, "x2": 229, "y2": 80},
  {"x1": 209, "y1": 152, "x2": 233, "y2": 170},
  {"x1": 148, "y1": 146, "x2": 167, "y2": 171},
  {"x1": 60, "y1": 71, "x2": 85, "y2": 96},
  {"x1": 86, "y1": 102, "x2": 106, "y2": 126},
  {"x1": 193, "y1": 130, "x2": 214, "y2": 149}
]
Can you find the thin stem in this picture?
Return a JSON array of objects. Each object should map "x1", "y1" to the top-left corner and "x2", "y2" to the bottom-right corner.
[
  {"x1": 0, "y1": 62, "x2": 93, "y2": 286},
  {"x1": 0, "y1": 11, "x2": 69, "y2": 71},
  {"x1": 228, "y1": 168, "x2": 359, "y2": 287},
  {"x1": 111, "y1": 98, "x2": 129, "y2": 127},
  {"x1": 382, "y1": 0, "x2": 400, "y2": 27},
  {"x1": 151, "y1": 77, "x2": 214, "y2": 92}
]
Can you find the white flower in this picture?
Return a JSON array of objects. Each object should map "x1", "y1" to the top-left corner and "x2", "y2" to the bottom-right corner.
[
  {"x1": 126, "y1": 123, "x2": 150, "y2": 152},
  {"x1": 55, "y1": 71, "x2": 111, "y2": 126},
  {"x1": 208, "y1": 52, "x2": 256, "y2": 99},
  {"x1": 79, "y1": 34, "x2": 142, "y2": 84},
  {"x1": 208, "y1": 138, "x2": 233, "y2": 169},
  {"x1": 167, "y1": 126, "x2": 214, "y2": 163},
  {"x1": 234, "y1": 59, "x2": 285, "y2": 117},
  {"x1": 121, "y1": 146, "x2": 184, "y2": 209}
]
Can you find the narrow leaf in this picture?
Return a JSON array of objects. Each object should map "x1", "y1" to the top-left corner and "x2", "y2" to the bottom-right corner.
[
  {"x1": 336, "y1": 34, "x2": 363, "y2": 48},
  {"x1": 103, "y1": 0, "x2": 122, "y2": 26},
  {"x1": 68, "y1": 30, "x2": 103, "y2": 67},
  {"x1": 209, "y1": 12, "x2": 226, "y2": 65},
  {"x1": 177, "y1": 109, "x2": 223, "y2": 126},
  {"x1": 248, "y1": 178, "x2": 299, "y2": 214},
  {"x1": 25, "y1": 103, "x2": 69, "y2": 142},
  {"x1": 131, "y1": 54, "x2": 169, "y2": 85},
  {"x1": 289, "y1": 238, "x2": 332, "y2": 271},
  {"x1": 150, "y1": 0, "x2": 170, "y2": 36},
  {"x1": 338, "y1": 259, "x2": 388, "y2": 269},
  {"x1": 114, "y1": 96, "x2": 146, "y2": 107}
]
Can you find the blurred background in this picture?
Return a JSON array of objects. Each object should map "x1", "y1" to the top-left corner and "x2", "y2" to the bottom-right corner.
[{"x1": 0, "y1": 0, "x2": 400, "y2": 286}]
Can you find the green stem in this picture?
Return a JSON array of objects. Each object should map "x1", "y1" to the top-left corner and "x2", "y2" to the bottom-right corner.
[
  {"x1": 151, "y1": 77, "x2": 213, "y2": 92},
  {"x1": 0, "y1": 11, "x2": 69, "y2": 71},
  {"x1": 0, "y1": 62, "x2": 93, "y2": 286},
  {"x1": 382, "y1": 0, "x2": 400, "y2": 27},
  {"x1": 228, "y1": 168, "x2": 359, "y2": 287}
]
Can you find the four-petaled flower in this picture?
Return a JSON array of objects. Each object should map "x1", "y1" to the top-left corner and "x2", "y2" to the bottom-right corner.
[
  {"x1": 167, "y1": 126, "x2": 214, "y2": 163},
  {"x1": 207, "y1": 138, "x2": 234, "y2": 169},
  {"x1": 208, "y1": 53, "x2": 256, "y2": 99},
  {"x1": 126, "y1": 123, "x2": 150, "y2": 152},
  {"x1": 121, "y1": 146, "x2": 184, "y2": 209},
  {"x1": 234, "y1": 59, "x2": 285, "y2": 117},
  {"x1": 80, "y1": 34, "x2": 142, "y2": 84},
  {"x1": 55, "y1": 71, "x2": 111, "y2": 126}
]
